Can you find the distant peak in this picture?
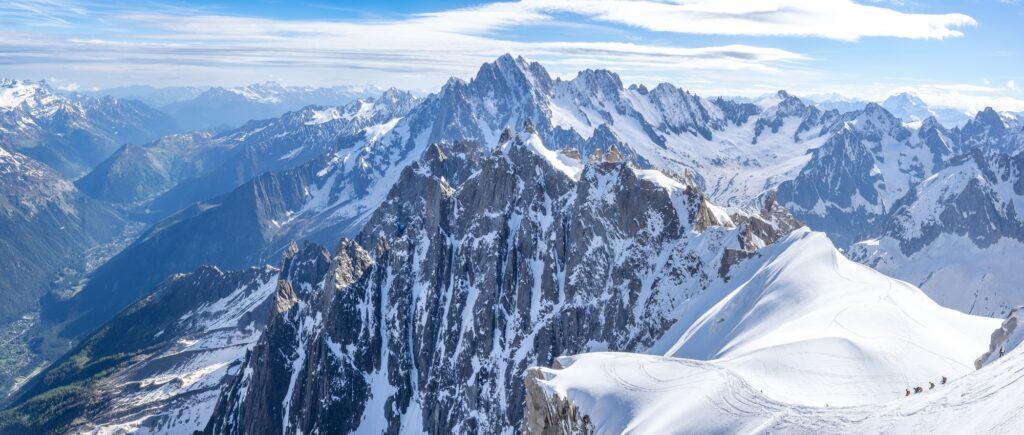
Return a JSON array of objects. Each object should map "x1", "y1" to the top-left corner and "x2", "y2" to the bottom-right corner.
[
  {"x1": 0, "y1": 78, "x2": 46, "y2": 89},
  {"x1": 883, "y1": 92, "x2": 925, "y2": 106},
  {"x1": 920, "y1": 115, "x2": 942, "y2": 131},
  {"x1": 440, "y1": 77, "x2": 468, "y2": 95},
  {"x1": 486, "y1": 53, "x2": 527, "y2": 72},
  {"x1": 380, "y1": 87, "x2": 412, "y2": 100},
  {"x1": 629, "y1": 83, "x2": 649, "y2": 95},
  {"x1": 776, "y1": 90, "x2": 792, "y2": 99},
  {"x1": 863, "y1": 102, "x2": 887, "y2": 113},
  {"x1": 977, "y1": 106, "x2": 1000, "y2": 119},
  {"x1": 474, "y1": 54, "x2": 552, "y2": 93},
  {"x1": 573, "y1": 68, "x2": 623, "y2": 92},
  {"x1": 971, "y1": 107, "x2": 1007, "y2": 130},
  {"x1": 495, "y1": 53, "x2": 516, "y2": 64}
]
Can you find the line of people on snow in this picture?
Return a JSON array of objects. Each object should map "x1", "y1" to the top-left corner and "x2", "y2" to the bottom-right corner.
[{"x1": 905, "y1": 376, "x2": 947, "y2": 397}]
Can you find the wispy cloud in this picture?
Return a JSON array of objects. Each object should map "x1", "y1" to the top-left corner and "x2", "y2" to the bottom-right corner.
[
  {"x1": 0, "y1": 0, "x2": 1001, "y2": 112},
  {"x1": 531, "y1": 0, "x2": 976, "y2": 41},
  {"x1": 0, "y1": 0, "x2": 821, "y2": 87}
]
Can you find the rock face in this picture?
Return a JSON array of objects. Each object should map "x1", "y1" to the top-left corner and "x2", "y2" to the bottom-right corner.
[
  {"x1": 977, "y1": 306, "x2": 1024, "y2": 369},
  {"x1": 0, "y1": 79, "x2": 179, "y2": 177},
  {"x1": 202, "y1": 127, "x2": 792, "y2": 434},
  {"x1": 0, "y1": 242, "x2": 331, "y2": 434},
  {"x1": 523, "y1": 358, "x2": 593, "y2": 435}
]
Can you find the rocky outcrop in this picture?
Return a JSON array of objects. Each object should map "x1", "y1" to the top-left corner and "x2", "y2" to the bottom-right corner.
[
  {"x1": 977, "y1": 306, "x2": 1024, "y2": 369},
  {"x1": 523, "y1": 360, "x2": 594, "y2": 435}
]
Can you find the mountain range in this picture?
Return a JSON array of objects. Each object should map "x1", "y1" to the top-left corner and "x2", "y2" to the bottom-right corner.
[
  {"x1": 1, "y1": 79, "x2": 179, "y2": 178},
  {"x1": 811, "y1": 91, "x2": 975, "y2": 127},
  {"x1": 103, "y1": 82, "x2": 382, "y2": 132},
  {"x1": 0, "y1": 54, "x2": 1022, "y2": 433}
]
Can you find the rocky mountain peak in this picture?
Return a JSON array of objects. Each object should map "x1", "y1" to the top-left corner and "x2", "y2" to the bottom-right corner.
[
  {"x1": 475, "y1": 53, "x2": 553, "y2": 96},
  {"x1": 975, "y1": 106, "x2": 1007, "y2": 130},
  {"x1": 850, "y1": 102, "x2": 906, "y2": 138},
  {"x1": 378, "y1": 86, "x2": 414, "y2": 103},
  {"x1": 571, "y1": 68, "x2": 624, "y2": 96},
  {"x1": 920, "y1": 115, "x2": 943, "y2": 132},
  {"x1": 629, "y1": 83, "x2": 650, "y2": 95},
  {"x1": 956, "y1": 106, "x2": 1012, "y2": 151}
]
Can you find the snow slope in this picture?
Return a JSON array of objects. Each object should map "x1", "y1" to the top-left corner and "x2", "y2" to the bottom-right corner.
[
  {"x1": 532, "y1": 342, "x2": 1024, "y2": 434},
  {"x1": 851, "y1": 235, "x2": 1024, "y2": 317},
  {"x1": 530, "y1": 229, "x2": 1000, "y2": 432}
]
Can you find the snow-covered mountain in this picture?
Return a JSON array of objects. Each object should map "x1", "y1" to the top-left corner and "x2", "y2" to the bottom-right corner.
[
  {"x1": 5, "y1": 54, "x2": 1024, "y2": 433},
  {"x1": 3, "y1": 125, "x2": 798, "y2": 433},
  {"x1": 159, "y1": 82, "x2": 382, "y2": 131},
  {"x1": 525, "y1": 229, "x2": 1000, "y2": 433},
  {"x1": 44, "y1": 54, "x2": 834, "y2": 347},
  {"x1": 806, "y1": 93, "x2": 870, "y2": 113},
  {"x1": 79, "y1": 88, "x2": 419, "y2": 215},
  {"x1": 882, "y1": 92, "x2": 971, "y2": 127},
  {"x1": 461, "y1": 57, "x2": 843, "y2": 207},
  {"x1": 773, "y1": 103, "x2": 1023, "y2": 317},
  {"x1": 775, "y1": 103, "x2": 932, "y2": 246},
  {"x1": 0, "y1": 79, "x2": 180, "y2": 177},
  {"x1": 848, "y1": 147, "x2": 1024, "y2": 316}
]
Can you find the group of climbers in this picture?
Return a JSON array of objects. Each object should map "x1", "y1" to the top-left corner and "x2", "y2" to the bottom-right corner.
[{"x1": 905, "y1": 376, "x2": 948, "y2": 397}]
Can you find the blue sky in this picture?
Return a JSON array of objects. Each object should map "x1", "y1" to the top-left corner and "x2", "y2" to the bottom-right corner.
[{"x1": 1, "y1": 0, "x2": 1022, "y2": 111}]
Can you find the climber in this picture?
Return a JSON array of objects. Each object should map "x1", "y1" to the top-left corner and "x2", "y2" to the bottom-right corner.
[
  {"x1": 914, "y1": 386, "x2": 923, "y2": 394},
  {"x1": 905, "y1": 389, "x2": 911, "y2": 397},
  {"x1": 929, "y1": 381, "x2": 935, "y2": 390},
  {"x1": 941, "y1": 376, "x2": 948, "y2": 385}
]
